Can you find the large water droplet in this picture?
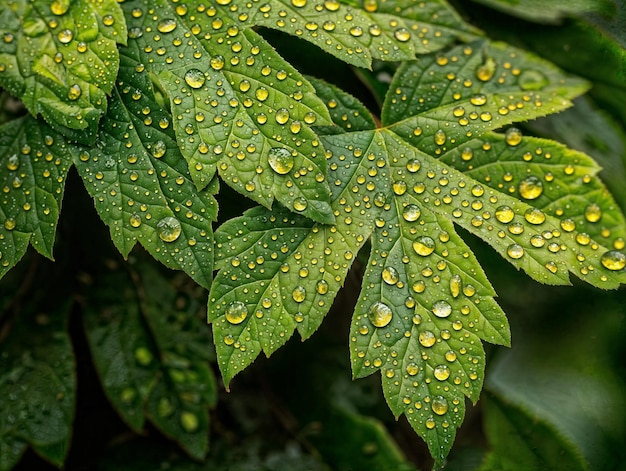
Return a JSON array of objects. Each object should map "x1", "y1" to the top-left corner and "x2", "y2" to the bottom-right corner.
[
  {"x1": 518, "y1": 176, "x2": 543, "y2": 200},
  {"x1": 419, "y1": 330, "x2": 436, "y2": 347},
  {"x1": 292, "y1": 286, "x2": 306, "y2": 303},
  {"x1": 268, "y1": 147, "x2": 294, "y2": 174},
  {"x1": 413, "y1": 236, "x2": 435, "y2": 256},
  {"x1": 495, "y1": 205, "x2": 514, "y2": 224},
  {"x1": 524, "y1": 208, "x2": 545, "y2": 225},
  {"x1": 431, "y1": 396, "x2": 449, "y2": 415},
  {"x1": 433, "y1": 365, "x2": 450, "y2": 381},
  {"x1": 403, "y1": 204, "x2": 421, "y2": 222},
  {"x1": 157, "y1": 18, "x2": 177, "y2": 33},
  {"x1": 151, "y1": 140, "x2": 167, "y2": 158},
  {"x1": 382, "y1": 266, "x2": 399, "y2": 285},
  {"x1": 584, "y1": 203, "x2": 602, "y2": 223},
  {"x1": 518, "y1": 69, "x2": 549, "y2": 90},
  {"x1": 157, "y1": 216, "x2": 182, "y2": 242},
  {"x1": 601, "y1": 250, "x2": 626, "y2": 271},
  {"x1": 184, "y1": 69, "x2": 206, "y2": 89},
  {"x1": 505, "y1": 127, "x2": 522, "y2": 146},
  {"x1": 507, "y1": 244, "x2": 524, "y2": 259},
  {"x1": 449, "y1": 274, "x2": 461, "y2": 298},
  {"x1": 368, "y1": 301, "x2": 392, "y2": 328},
  {"x1": 293, "y1": 197, "x2": 308, "y2": 212},
  {"x1": 225, "y1": 301, "x2": 248, "y2": 324},
  {"x1": 432, "y1": 300, "x2": 452, "y2": 318}
]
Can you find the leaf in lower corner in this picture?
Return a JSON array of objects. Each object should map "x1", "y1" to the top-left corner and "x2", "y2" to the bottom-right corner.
[
  {"x1": 82, "y1": 258, "x2": 216, "y2": 460},
  {"x1": 0, "y1": 116, "x2": 72, "y2": 280},
  {"x1": 0, "y1": 0, "x2": 127, "y2": 143},
  {"x1": 0, "y1": 300, "x2": 74, "y2": 470},
  {"x1": 71, "y1": 49, "x2": 218, "y2": 289}
]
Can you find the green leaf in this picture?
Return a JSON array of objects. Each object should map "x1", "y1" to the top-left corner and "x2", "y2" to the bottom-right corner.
[
  {"x1": 441, "y1": 130, "x2": 626, "y2": 253},
  {"x1": 0, "y1": 300, "x2": 74, "y2": 470},
  {"x1": 384, "y1": 40, "x2": 589, "y2": 155},
  {"x1": 0, "y1": 116, "x2": 72, "y2": 279},
  {"x1": 0, "y1": 0, "x2": 126, "y2": 143},
  {"x1": 71, "y1": 48, "x2": 218, "y2": 289},
  {"x1": 238, "y1": 0, "x2": 479, "y2": 68},
  {"x1": 82, "y1": 258, "x2": 217, "y2": 460},
  {"x1": 470, "y1": 0, "x2": 614, "y2": 23},
  {"x1": 120, "y1": 0, "x2": 334, "y2": 224}
]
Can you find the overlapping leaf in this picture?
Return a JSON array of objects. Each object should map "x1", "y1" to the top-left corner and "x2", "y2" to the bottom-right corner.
[
  {"x1": 71, "y1": 47, "x2": 218, "y2": 289},
  {"x1": 0, "y1": 0, "x2": 126, "y2": 143},
  {"x1": 0, "y1": 116, "x2": 72, "y2": 278},
  {"x1": 82, "y1": 259, "x2": 217, "y2": 459},
  {"x1": 0, "y1": 301, "x2": 74, "y2": 471},
  {"x1": 209, "y1": 38, "x2": 626, "y2": 465}
]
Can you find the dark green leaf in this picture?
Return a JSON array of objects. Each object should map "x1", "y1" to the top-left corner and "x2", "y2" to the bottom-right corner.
[{"x1": 470, "y1": 0, "x2": 614, "y2": 23}]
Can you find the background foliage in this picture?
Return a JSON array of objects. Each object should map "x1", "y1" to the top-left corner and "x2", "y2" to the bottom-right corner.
[{"x1": 0, "y1": 0, "x2": 625, "y2": 470}]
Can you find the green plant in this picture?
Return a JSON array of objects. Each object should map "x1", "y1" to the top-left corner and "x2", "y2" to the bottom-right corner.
[{"x1": 0, "y1": 0, "x2": 625, "y2": 470}]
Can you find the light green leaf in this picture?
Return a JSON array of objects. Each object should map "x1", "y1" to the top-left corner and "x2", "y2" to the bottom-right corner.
[
  {"x1": 0, "y1": 299, "x2": 74, "y2": 470},
  {"x1": 210, "y1": 130, "x2": 386, "y2": 385},
  {"x1": 0, "y1": 0, "x2": 126, "y2": 143},
  {"x1": 441, "y1": 130, "x2": 626, "y2": 251},
  {"x1": 120, "y1": 0, "x2": 334, "y2": 224},
  {"x1": 83, "y1": 258, "x2": 217, "y2": 460},
  {"x1": 71, "y1": 48, "x2": 217, "y2": 289},
  {"x1": 238, "y1": 0, "x2": 478, "y2": 68},
  {"x1": 471, "y1": 0, "x2": 614, "y2": 23},
  {"x1": 384, "y1": 40, "x2": 589, "y2": 156},
  {"x1": 0, "y1": 116, "x2": 72, "y2": 279}
]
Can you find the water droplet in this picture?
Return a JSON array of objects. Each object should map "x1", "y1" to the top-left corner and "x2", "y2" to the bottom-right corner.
[
  {"x1": 403, "y1": 204, "x2": 421, "y2": 222},
  {"x1": 393, "y1": 180, "x2": 407, "y2": 195},
  {"x1": 210, "y1": 55, "x2": 225, "y2": 70},
  {"x1": 292, "y1": 286, "x2": 306, "y2": 303},
  {"x1": 6, "y1": 154, "x2": 19, "y2": 171},
  {"x1": 470, "y1": 94, "x2": 487, "y2": 106},
  {"x1": 382, "y1": 266, "x2": 399, "y2": 285},
  {"x1": 50, "y1": 1, "x2": 69, "y2": 15},
  {"x1": 4, "y1": 218, "x2": 16, "y2": 230},
  {"x1": 434, "y1": 129, "x2": 446, "y2": 146},
  {"x1": 461, "y1": 147, "x2": 473, "y2": 161},
  {"x1": 129, "y1": 213, "x2": 142, "y2": 228},
  {"x1": 449, "y1": 274, "x2": 461, "y2": 298},
  {"x1": 406, "y1": 363, "x2": 419, "y2": 376},
  {"x1": 433, "y1": 365, "x2": 450, "y2": 381},
  {"x1": 518, "y1": 176, "x2": 543, "y2": 200},
  {"x1": 475, "y1": 57, "x2": 496, "y2": 82},
  {"x1": 394, "y1": 28, "x2": 411, "y2": 42},
  {"x1": 505, "y1": 127, "x2": 522, "y2": 146},
  {"x1": 584, "y1": 203, "x2": 602, "y2": 223},
  {"x1": 184, "y1": 69, "x2": 206, "y2": 88},
  {"x1": 445, "y1": 350, "x2": 457, "y2": 362},
  {"x1": 431, "y1": 396, "x2": 448, "y2": 415},
  {"x1": 316, "y1": 280, "x2": 329, "y2": 295},
  {"x1": 368, "y1": 301, "x2": 393, "y2": 328},
  {"x1": 601, "y1": 250, "x2": 626, "y2": 271},
  {"x1": 225, "y1": 301, "x2": 248, "y2": 324},
  {"x1": 156, "y1": 216, "x2": 182, "y2": 242},
  {"x1": 524, "y1": 208, "x2": 545, "y2": 225},
  {"x1": 268, "y1": 147, "x2": 294, "y2": 174},
  {"x1": 67, "y1": 84, "x2": 81, "y2": 100},
  {"x1": 507, "y1": 244, "x2": 524, "y2": 259},
  {"x1": 518, "y1": 69, "x2": 549, "y2": 90},
  {"x1": 293, "y1": 197, "x2": 308, "y2": 212},
  {"x1": 349, "y1": 26, "x2": 363, "y2": 37},
  {"x1": 275, "y1": 108, "x2": 290, "y2": 125},
  {"x1": 406, "y1": 159, "x2": 421, "y2": 173},
  {"x1": 413, "y1": 236, "x2": 435, "y2": 256},
  {"x1": 560, "y1": 218, "x2": 576, "y2": 232},
  {"x1": 495, "y1": 205, "x2": 514, "y2": 224},
  {"x1": 419, "y1": 330, "x2": 436, "y2": 347},
  {"x1": 57, "y1": 29, "x2": 73, "y2": 44},
  {"x1": 292, "y1": 0, "x2": 307, "y2": 6},
  {"x1": 180, "y1": 411, "x2": 199, "y2": 433},
  {"x1": 157, "y1": 18, "x2": 177, "y2": 33},
  {"x1": 425, "y1": 418, "x2": 436, "y2": 429},
  {"x1": 151, "y1": 140, "x2": 167, "y2": 158},
  {"x1": 432, "y1": 300, "x2": 452, "y2": 318},
  {"x1": 134, "y1": 347, "x2": 153, "y2": 366}
]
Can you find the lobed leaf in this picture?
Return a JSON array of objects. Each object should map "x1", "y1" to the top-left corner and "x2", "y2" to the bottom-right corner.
[
  {"x1": 0, "y1": 0, "x2": 126, "y2": 143},
  {"x1": 0, "y1": 116, "x2": 72, "y2": 279},
  {"x1": 71, "y1": 48, "x2": 218, "y2": 289},
  {"x1": 384, "y1": 40, "x2": 589, "y2": 156},
  {"x1": 120, "y1": 0, "x2": 334, "y2": 224},
  {"x1": 0, "y1": 301, "x2": 74, "y2": 470},
  {"x1": 82, "y1": 259, "x2": 217, "y2": 460}
]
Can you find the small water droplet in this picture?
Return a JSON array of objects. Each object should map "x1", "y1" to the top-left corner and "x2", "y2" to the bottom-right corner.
[
  {"x1": 156, "y1": 216, "x2": 182, "y2": 242},
  {"x1": 382, "y1": 266, "x2": 399, "y2": 285},
  {"x1": 518, "y1": 176, "x2": 543, "y2": 200},
  {"x1": 505, "y1": 127, "x2": 522, "y2": 146},
  {"x1": 268, "y1": 147, "x2": 294, "y2": 174},
  {"x1": 129, "y1": 213, "x2": 142, "y2": 228},
  {"x1": 470, "y1": 94, "x2": 487, "y2": 106},
  {"x1": 368, "y1": 301, "x2": 392, "y2": 328},
  {"x1": 316, "y1": 280, "x2": 329, "y2": 295},
  {"x1": 413, "y1": 236, "x2": 435, "y2": 256},
  {"x1": 293, "y1": 197, "x2": 308, "y2": 212},
  {"x1": 275, "y1": 108, "x2": 290, "y2": 125},
  {"x1": 449, "y1": 274, "x2": 461, "y2": 298},
  {"x1": 57, "y1": 29, "x2": 73, "y2": 44},
  {"x1": 584, "y1": 203, "x2": 602, "y2": 223},
  {"x1": 524, "y1": 208, "x2": 545, "y2": 225},
  {"x1": 67, "y1": 84, "x2": 81, "y2": 100},
  {"x1": 560, "y1": 218, "x2": 576, "y2": 232},
  {"x1": 406, "y1": 363, "x2": 419, "y2": 376},
  {"x1": 225, "y1": 301, "x2": 248, "y2": 324},
  {"x1": 394, "y1": 28, "x2": 411, "y2": 42},
  {"x1": 432, "y1": 300, "x2": 452, "y2": 318},
  {"x1": 433, "y1": 365, "x2": 450, "y2": 381},
  {"x1": 419, "y1": 330, "x2": 436, "y2": 347},
  {"x1": 157, "y1": 18, "x2": 177, "y2": 33},
  {"x1": 431, "y1": 396, "x2": 448, "y2": 415},
  {"x1": 475, "y1": 57, "x2": 496, "y2": 82},
  {"x1": 292, "y1": 286, "x2": 306, "y2": 303},
  {"x1": 495, "y1": 205, "x2": 514, "y2": 224},
  {"x1": 210, "y1": 55, "x2": 225, "y2": 70},
  {"x1": 184, "y1": 69, "x2": 206, "y2": 89},
  {"x1": 507, "y1": 244, "x2": 524, "y2": 259},
  {"x1": 601, "y1": 250, "x2": 626, "y2": 271},
  {"x1": 434, "y1": 129, "x2": 446, "y2": 146},
  {"x1": 403, "y1": 204, "x2": 421, "y2": 222}
]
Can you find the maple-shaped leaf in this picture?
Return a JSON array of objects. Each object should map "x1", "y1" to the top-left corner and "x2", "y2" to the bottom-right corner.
[{"x1": 0, "y1": 0, "x2": 126, "y2": 143}]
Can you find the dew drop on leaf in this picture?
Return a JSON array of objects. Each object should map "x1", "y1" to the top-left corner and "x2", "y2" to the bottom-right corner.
[
  {"x1": 445, "y1": 350, "x2": 457, "y2": 362},
  {"x1": 316, "y1": 280, "x2": 329, "y2": 295},
  {"x1": 434, "y1": 129, "x2": 446, "y2": 146},
  {"x1": 67, "y1": 84, "x2": 82, "y2": 100},
  {"x1": 495, "y1": 205, "x2": 514, "y2": 224},
  {"x1": 225, "y1": 301, "x2": 248, "y2": 324},
  {"x1": 50, "y1": 0, "x2": 69, "y2": 15},
  {"x1": 584, "y1": 203, "x2": 602, "y2": 223},
  {"x1": 210, "y1": 55, "x2": 225, "y2": 70},
  {"x1": 403, "y1": 204, "x2": 421, "y2": 222},
  {"x1": 560, "y1": 218, "x2": 576, "y2": 232},
  {"x1": 518, "y1": 69, "x2": 549, "y2": 91},
  {"x1": 600, "y1": 250, "x2": 626, "y2": 271},
  {"x1": 275, "y1": 108, "x2": 290, "y2": 125},
  {"x1": 449, "y1": 274, "x2": 462, "y2": 298},
  {"x1": 413, "y1": 236, "x2": 435, "y2": 256},
  {"x1": 505, "y1": 127, "x2": 522, "y2": 146},
  {"x1": 470, "y1": 94, "x2": 487, "y2": 106},
  {"x1": 406, "y1": 363, "x2": 419, "y2": 376},
  {"x1": 57, "y1": 29, "x2": 73, "y2": 44},
  {"x1": 4, "y1": 218, "x2": 16, "y2": 230},
  {"x1": 475, "y1": 57, "x2": 496, "y2": 82},
  {"x1": 419, "y1": 330, "x2": 436, "y2": 347},
  {"x1": 184, "y1": 69, "x2": 206, "y2": 89},
  {"x1": 156, "y1": 217, "x2": 182, "y2": 242},
  {"x1": 368, "y1": 301, "x2": 393, "y2": 328},
  {"x1": 157, "y1": 18, "x2": 177, "y2": 33},
  {"x1": 382, "y1": 266, "x2": 399, "y2": 285},
  {"x1": 268, "y1": 147, "x2": 294, "y2": 174},
  {"x1": 432, "y1": 300, "x2": 452, "y2": 318},
  {"x1": 506, "y1": 244, "x2": 524, "y2": 259},
  {"x1": 151, "y1": 140, "x2": 167, "y2": 158},
  {"x1": 293, "y1": 197, "x2": 308, "y2": 212},
  {"x1": 394, "y1": 28, "x2": 411, "y2": 42},
  {"x1": 518, "y1": 176, "x2": 543, "y2": 200},
  {"x1": 426, "y1": 418, "x2": 436, "y2": 429},
  {"x1": 292, "y1": 286, "x2": 306, "y2": 303},
  {"x1": 129, "y1": 213, "x2": 142, "y2": 228},
  {"x1": 524, "y1": 208, "x2": 545, "y2": 225},
  {"x1": 433, "y1": 365, "x2": 451, "y2": 381},
  {"x1": 431, "y1": 396, "x2": 449, "y2": 415}
]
